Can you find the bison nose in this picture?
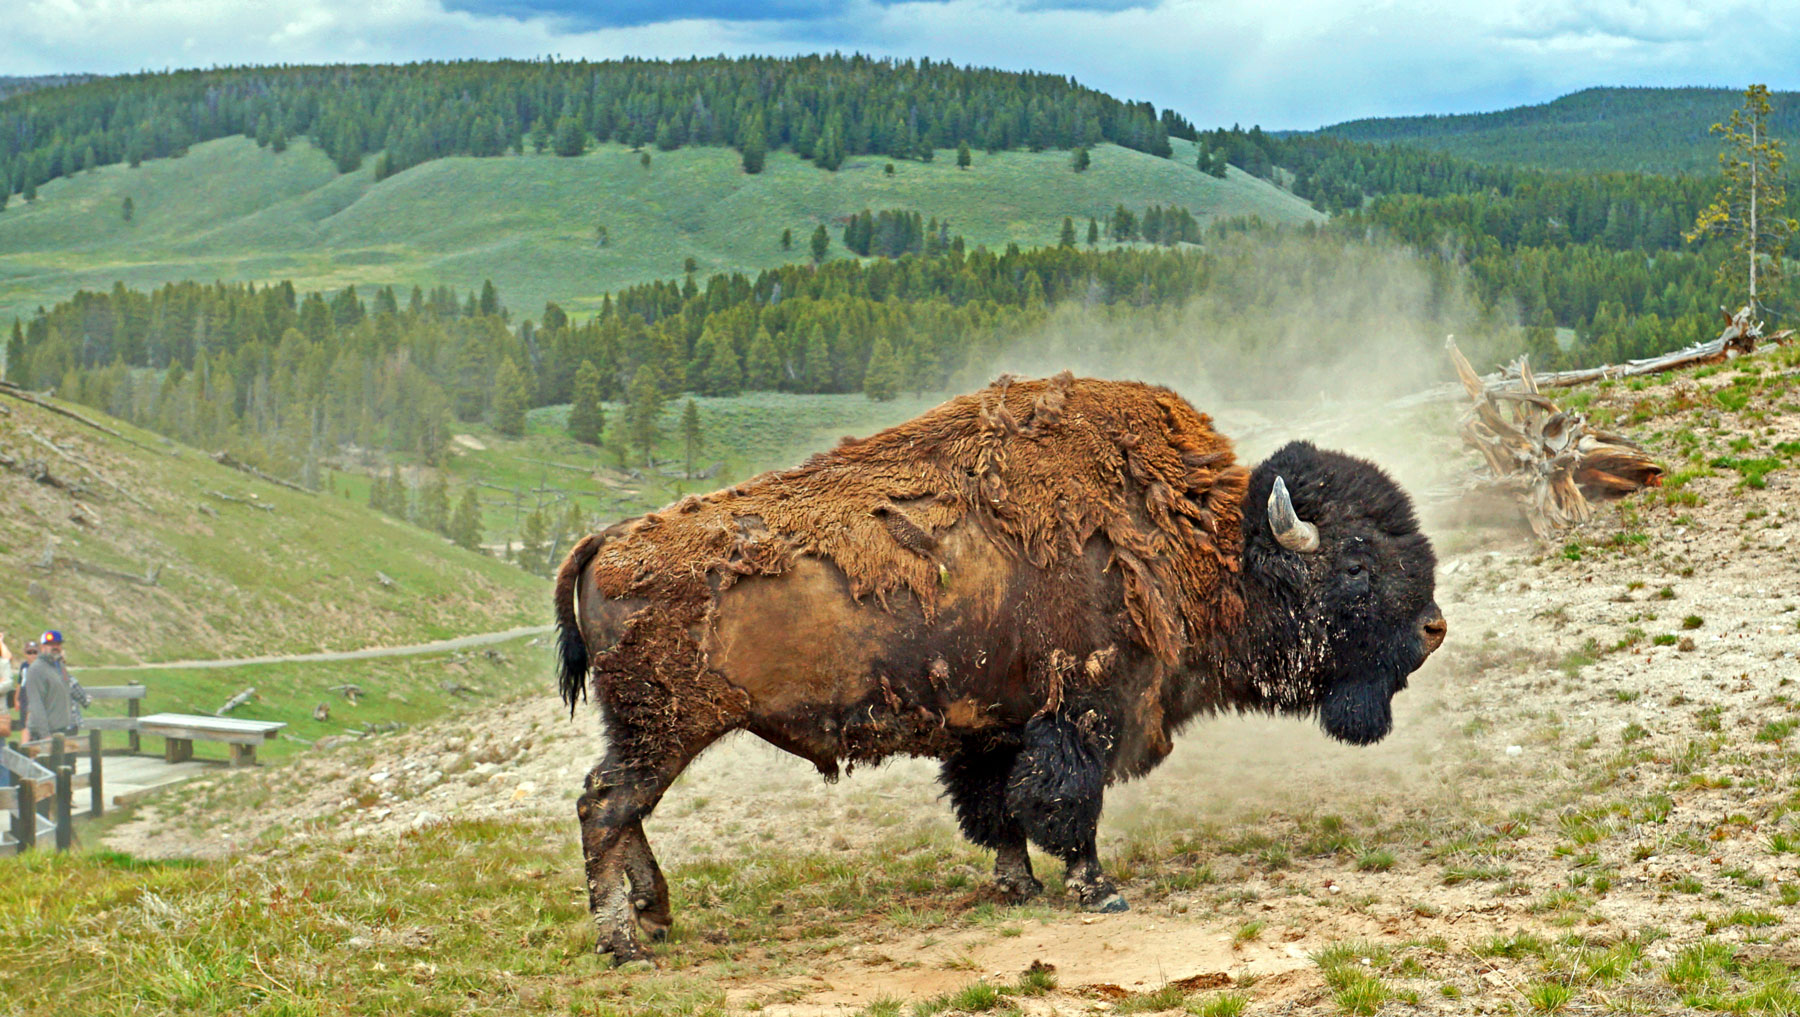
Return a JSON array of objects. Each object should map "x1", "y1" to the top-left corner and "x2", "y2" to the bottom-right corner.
[{"x1": 1420, "y1": 612, "x2": 1447, "y2": 655}]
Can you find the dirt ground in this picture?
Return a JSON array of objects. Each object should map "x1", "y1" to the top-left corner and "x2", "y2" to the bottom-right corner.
[{"x1": 105, "y1": 364, "x2": 1800, "y2": 1014}]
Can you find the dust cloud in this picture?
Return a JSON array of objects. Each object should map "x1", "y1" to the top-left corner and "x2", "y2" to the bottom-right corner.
[
  {"x1": 975, "y1": 229, "x2": 1518, "y2": 497},
  {"x1": 970, "y1": 229, "x2": 1510, "y2": 817}
]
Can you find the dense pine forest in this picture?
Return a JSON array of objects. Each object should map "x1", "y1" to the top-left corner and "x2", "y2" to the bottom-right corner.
[
  {"x1": 1194, "y1": 124, "x2": 1749, "y2": 362},
  {"x1": 0, "y1": 55, "x2": 1184, "y2": 202},
  {"x1": 1316, "y1": 86, "x2": 1800, "y2": 175},
  {"x1": 4, "y1": 226, "x2": 1527, "y2": 484}
]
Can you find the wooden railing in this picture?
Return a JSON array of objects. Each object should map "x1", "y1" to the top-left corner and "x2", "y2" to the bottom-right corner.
[
  {"x1": 5, "y1": 683, "x2": 141, "y2": 854},
  {"x1": 2, "y1": 733, "x2": 93, "y2": 852}
]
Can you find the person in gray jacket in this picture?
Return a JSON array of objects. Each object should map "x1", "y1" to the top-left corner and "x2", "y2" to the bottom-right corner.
[{"x1": 22, "y1": 629, "x2": 88, "y2": 740}]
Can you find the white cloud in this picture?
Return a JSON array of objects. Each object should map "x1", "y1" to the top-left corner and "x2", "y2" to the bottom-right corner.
[{"x1": 3, "y1": 0, "x2": 1798, "y2": 128}]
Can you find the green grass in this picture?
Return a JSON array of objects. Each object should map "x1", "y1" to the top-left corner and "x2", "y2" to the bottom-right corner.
[
  {"x1": 0, "y1": 135, "x2": 1321, "y2": 327},
  {"x1": 0, "y1": 817, "x2": 1015, "y2": 1017},
  {"x1": 0, "y1": 390, "x2": 543, "y2": 666},
  {"x1": 81, "y1": 633, "x2": 545, "y2": 765},
  {"x1": 426, "y1": 391, "x2": 949, "y2": 542}
]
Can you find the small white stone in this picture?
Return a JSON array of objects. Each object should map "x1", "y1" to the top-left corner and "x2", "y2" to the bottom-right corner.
[
  {"x1": 369, "y1": 771, "x2": 390, "y2": 783},
  {"x1": 1505, "y1": 745, "x2": 1523, "y2": 757}
]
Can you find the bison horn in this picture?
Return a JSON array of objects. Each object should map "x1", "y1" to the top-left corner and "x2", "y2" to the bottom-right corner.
[{"x1": 1267, "y1": 476, "x2": 1320, "y2": 553}]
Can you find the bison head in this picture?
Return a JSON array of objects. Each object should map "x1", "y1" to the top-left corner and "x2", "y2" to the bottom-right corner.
[{"x1": 1241, "y1": 441, "x2": 1445, "y2": 746}]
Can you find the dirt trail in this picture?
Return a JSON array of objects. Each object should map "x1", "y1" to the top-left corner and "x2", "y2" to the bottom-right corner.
[
  {"x1": 101, "y1": 365, "x2": 1800, "y2": 1014},
  {"x1": 76, "y1": 624, "x2": 555, "y2": 672}
]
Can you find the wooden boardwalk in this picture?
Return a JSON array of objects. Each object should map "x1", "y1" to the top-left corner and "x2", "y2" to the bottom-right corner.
[{"x1": 3, "y1": 749, "x2": 229, "y2": 853}]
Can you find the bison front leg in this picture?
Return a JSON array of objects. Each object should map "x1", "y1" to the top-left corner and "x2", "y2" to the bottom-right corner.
[
  {"x1": 942, "y1": 743, "x2": 1043, "y2": 903},
  {"x1": 576, "y1": 752, "x2": 697, "y2": 964},
  {"x1": 1006, "y1": 715, "x2": 1128, "y2": 913}
]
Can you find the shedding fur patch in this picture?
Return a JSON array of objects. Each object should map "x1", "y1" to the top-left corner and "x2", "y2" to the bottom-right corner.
[{"x1": 568, "y1": 373, "x2": 1249, "y2": 740}]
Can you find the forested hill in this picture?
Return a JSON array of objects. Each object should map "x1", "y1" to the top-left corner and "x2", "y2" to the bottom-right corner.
[
  {"x1": 0, "y1": 55, "x2": 1186, "y2": 200},
  {"x1": 0, "y1": 74, "x2": 95, "y2": 102},
  {"x1": 1314, "y1": 86, "x2": 1800, "y2": 175}
]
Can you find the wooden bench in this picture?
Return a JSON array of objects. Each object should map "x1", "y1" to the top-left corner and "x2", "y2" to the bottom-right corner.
[{"x1": 136, "y1": 714, "x2": 287, "y2": 766}]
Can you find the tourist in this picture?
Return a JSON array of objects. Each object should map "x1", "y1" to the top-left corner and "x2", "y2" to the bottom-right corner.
[{"x1": 22, "y1": 629, "x2": 89, "y2": 740}]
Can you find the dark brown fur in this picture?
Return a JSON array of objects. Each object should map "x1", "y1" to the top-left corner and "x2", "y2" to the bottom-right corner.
[{"x1": 553, "y1": 374, "x2": 1437, "y2": 961}]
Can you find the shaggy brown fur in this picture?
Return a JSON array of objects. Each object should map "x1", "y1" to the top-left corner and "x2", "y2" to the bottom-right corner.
[
  {"x1": 558, "y1": 373, "x2": 1262, "y2": 960},
  {"x1": 569, "y1": 370, "x2": 1246, "y2": 705}
]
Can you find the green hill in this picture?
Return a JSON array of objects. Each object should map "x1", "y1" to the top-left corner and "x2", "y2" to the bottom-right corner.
[
  {"x1": 1315, "y1": 86, "x2": 1800, "y2": 175},
  {"x1": 0, "y1": 134, "x2": 1316, "y2": 325},
  {"x1": 0, "y1": 388, "x2": 543, "y2": 667}
]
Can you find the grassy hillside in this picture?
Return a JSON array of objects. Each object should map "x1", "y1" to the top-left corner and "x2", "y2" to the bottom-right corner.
[
  {"x1": 0, "y1": 135, "x2": 1318, "y2": 325},
  {"x1": 329, "y1": 391, "x2": 947, "y2": 551},
  {"x1": 0, "y1": 389, "x2": 544, "y2": 667},
  {"x1": 1316, "y1": 86, "x2": 1800, "y2": 175}
]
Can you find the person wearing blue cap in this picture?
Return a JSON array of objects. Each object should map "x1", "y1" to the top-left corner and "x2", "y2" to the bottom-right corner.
[{"x1": 22, "y1": 629, "x2": 88, "y2": 740}]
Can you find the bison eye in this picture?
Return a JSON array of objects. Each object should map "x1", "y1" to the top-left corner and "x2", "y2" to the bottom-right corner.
[{"x1": 1343, "y1": 562, "x2": 1366, "y2": 578}]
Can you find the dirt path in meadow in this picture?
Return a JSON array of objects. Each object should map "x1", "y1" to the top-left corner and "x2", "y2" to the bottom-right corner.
[
  {"x1": 102, "y1": 365, "x2": 1800, "y2": 1014},
  {"x1": 76, "y1": 624, "x2": 555, "y2": 672}
]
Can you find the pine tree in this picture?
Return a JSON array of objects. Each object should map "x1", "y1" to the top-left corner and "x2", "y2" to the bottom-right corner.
[
  {"x1": 780, "y1": 228, "x2": 793, "y2": 251},
  {"x1": 554, "y1": 114, "x2": 586, "y2": 157},
  {"x1": 492, "y1": 357, "x2": 528, "y2": 437},
  {"x1": 567, "y1": 359, "x2": 605, "y2": 445},
  {"x1": 450, "y1": 488, "x2": 484, "y2": 552},
  {"x1": 1059, "y1": 217, "x2": 1076, "y2": 247},
  {"x1": 1685, "y1": 84, "x2": 1797, "y2": 312},
  {"x1": 956, "y1": 140, "x2": 972, "y2": 169},
  {"x1": 741, "y1": 114, "x2": 767, "y2": 174},
  {"x1": 745, "y1": 327, "x2": 781, "y2": 390},
  {"x1": 810, "y1": 224, "x2": 830, "y2": 263},
  {"x1": 271, "y1": 127, "x2": 288, "y2": 153},
  {"x1": 700, "y1": 328, "x2": 742, "y2": 396},
  {"x1": 420, "y1": 472, "x2": 451, "y2": 535},
  {"x1": 530, "y1": 117, "x2": 551, "y2": 154},
  {"x1": 640, "y1": 151, "x2": 652, "y2": 170},
  {"x1": 681, "y1": 398, "x2": 703, "y2": 478},
  {"x1": 519, "y1": 503, "x2": 552, "y2": 575},
  {"x1": 121, "y1": 196, "x2": 134, "y2": 223},
  {"x1": 801, "y1": 326, "x2": 832, "y2": 393},
  {"x1": 1071, "y1": 146, "x2": 1090, "y2": 172},
  {"x1": 862, "y1": 336, "x2": 901, "y2": 401},
  {"x1": 5, "y1": 320, "x2": 25, "y2": 386},
  {"x1": 625, "y1": 366, "x2": 666, "y2": 465},
  {"x1": 1087, "y1": 217, "x2": 1100, "y2": 244}
]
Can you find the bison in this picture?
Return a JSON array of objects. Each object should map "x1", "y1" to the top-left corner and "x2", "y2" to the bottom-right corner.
[{"x1": 554, "y1": 373, "x2": 1444, "y2": 961}]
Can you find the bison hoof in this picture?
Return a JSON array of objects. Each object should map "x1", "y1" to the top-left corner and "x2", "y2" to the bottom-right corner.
[
  {"x1": 597, "y1": 934, "x2": 655, "y2": 966},
  {"x1": 996, "y1": 875, "x2": 1044, "y2": 904},
  {"x1": 1083, "y1": 893, "x2": 1129, "y2": 914}
]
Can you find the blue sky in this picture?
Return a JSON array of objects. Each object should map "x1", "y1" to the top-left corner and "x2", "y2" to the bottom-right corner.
[{"x1": 5, "y1": 0, "x2": 1797, "y2": 129}]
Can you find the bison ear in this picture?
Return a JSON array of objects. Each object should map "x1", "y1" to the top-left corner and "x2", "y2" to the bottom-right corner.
[{"x1": 1268, "y1": 476, "x2": 1320, "y2": 553}]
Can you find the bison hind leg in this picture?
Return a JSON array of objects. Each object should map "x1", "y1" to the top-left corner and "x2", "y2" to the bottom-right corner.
[
  {"x1": 1005, "y1": 714, "x2": 1126, "y2": 913},
  {"x1": 941, "y1": 744, "x2": 1041, "y2": 903}
]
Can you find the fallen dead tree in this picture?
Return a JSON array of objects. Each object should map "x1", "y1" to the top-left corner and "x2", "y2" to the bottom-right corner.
[
  {"x1": 1450, "y1": 340, "x2": 1663, "y2": 539},
  {"x1": 212, "y1": 451, "x2": 313, "y2": 494},
  {"x1": 32, "y1": 542, "x2": 162, "y2": 586},
  {"x1": 1396, "y1": 306, "x2": 1795, "y2": 409},
  {"x1": 0, "y1": 381, "x2": 163, "y2": 453}
]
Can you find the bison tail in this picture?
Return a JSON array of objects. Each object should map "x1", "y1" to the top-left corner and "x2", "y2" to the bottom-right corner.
[{"x1": 554, "y1": 532, "x2": 605, "y2": 717}]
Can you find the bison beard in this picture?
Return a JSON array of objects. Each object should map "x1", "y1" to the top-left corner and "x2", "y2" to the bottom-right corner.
[{"x1": 555, "y1": 374, "x2": 1443, "y2": 962}]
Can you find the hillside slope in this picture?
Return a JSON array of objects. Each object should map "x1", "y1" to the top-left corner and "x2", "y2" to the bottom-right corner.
[
  {"x1": 0, "y1": 388, "x2": 544, "y2": 666},
  {"x1": 0, "y1": 136, "x2": 1318, "y2": 324},
  {"x1": 1316, "y1": 86, "x2": 1800, "y2": 174}
]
